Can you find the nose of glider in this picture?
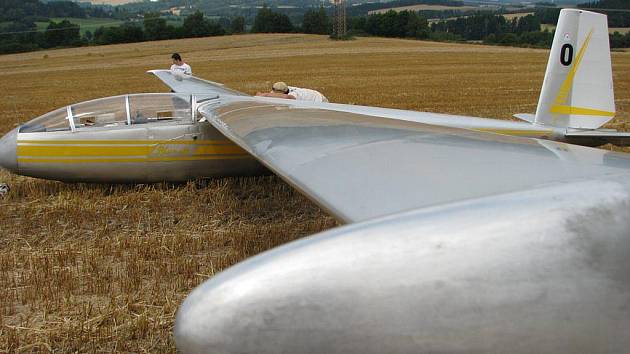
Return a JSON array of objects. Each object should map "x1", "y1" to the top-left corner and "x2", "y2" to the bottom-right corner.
[{"x1": 0, "y1": 128, "x2": 17, "y2": 173}]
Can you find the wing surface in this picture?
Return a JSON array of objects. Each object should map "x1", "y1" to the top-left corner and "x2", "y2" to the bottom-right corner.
[
  {"x1": 200, "y1": 99, "x2": 630, "y2": 223},
  {"x1": 147, "y1": 70, "x2": 247, "y2": 96}
]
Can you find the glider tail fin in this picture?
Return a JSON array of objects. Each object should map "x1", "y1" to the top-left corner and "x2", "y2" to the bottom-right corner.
[{"x1": 534, "y1": 9, "x2": 615, "y2": 130}]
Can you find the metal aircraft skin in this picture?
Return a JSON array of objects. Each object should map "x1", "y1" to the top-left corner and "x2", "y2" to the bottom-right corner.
[
  {"x1": 0, "y1": 93, "x2": 265, "y2": 183},
  {"x1": 0, "y1": 8, "x2": 627, "y2": 182},
  {"x1": 1, "y1": 8, "x2": 630, "y2": 354},
  {"x1": 173, "y1": 9, "x2": 630, "y2": 354}
]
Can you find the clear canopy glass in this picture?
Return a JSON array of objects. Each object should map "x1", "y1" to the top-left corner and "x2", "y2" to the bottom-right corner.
[
  {"x1": 72, "y1": 95, "x2": 127, "y2": 129},
  {"x1": 20, "y1": 93, "x2": 199, "y2": 133},
  {"x1": 128, "y1": 94, "x2": 192, "y2": 125},
  {"x1": 19, "y1": 107, "x2": 70, "y2": 133}
]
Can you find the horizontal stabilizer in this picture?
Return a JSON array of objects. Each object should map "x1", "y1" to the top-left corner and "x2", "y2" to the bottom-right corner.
[
  {"x1": 565, "y1": 130, "x2": 630, "y2": 147},
  {"x1": 147, "y1": 70, "x2": 247, "y2": 96},
  {"x1": 513, "y1": 113, "x2": 535, "y2": 124}
]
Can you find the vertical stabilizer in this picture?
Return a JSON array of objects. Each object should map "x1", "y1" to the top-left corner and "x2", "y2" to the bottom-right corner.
[{"x1": 534, "y1": 9, "x2": 615, "y2": 129}]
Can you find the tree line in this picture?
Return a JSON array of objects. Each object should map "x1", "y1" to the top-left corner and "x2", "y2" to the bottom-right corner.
[
  {"x1": 1, "y1": 1, "x2": 629, "y2": 55},
  {"x1": 0, "y1": 6, "x2": 301, "y2": 54},
  {"x1": 346, "y1": 0, "x2": 463, "y2": 17},
  {"x1": 350, "y1": 9, "x2": 629, "y2": 49},
  {"x1": 0, "y1": 0, "x2": 110, "y2": 23},
  {"x1": 428, "y1": 12, "x2": 552, "y2": 47},
  {"x1": 0, "y1": 11, "x2": 241, "y2": 53},
  {"x1": 94, "y1": 11, "x2": 231, "y2": 45},
  {"x1": 535, "y1": 0, "x2": 630, "y2": 27}
]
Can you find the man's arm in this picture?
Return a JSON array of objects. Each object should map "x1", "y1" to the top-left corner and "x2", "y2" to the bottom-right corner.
[{"x1": 256, "y1": 92, "x2": 296, "y2": 99}]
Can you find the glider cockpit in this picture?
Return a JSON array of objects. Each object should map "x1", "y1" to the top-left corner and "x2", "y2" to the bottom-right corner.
[{"x1": 20, "y1": 93, "x2": 206, "y2": 133}]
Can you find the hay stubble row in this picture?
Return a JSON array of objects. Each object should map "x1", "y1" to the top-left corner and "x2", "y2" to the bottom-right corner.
[{"x1": 1, "y1": 34, "x2": 629, "y2": 352}]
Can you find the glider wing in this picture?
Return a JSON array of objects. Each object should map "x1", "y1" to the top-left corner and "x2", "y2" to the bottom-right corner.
[
  {"x1": 199, "y1": 99, "x2": 630, "y2": 223},
  {"x1": 147, "y1": 70, "x2": 247, "y2": 96}
]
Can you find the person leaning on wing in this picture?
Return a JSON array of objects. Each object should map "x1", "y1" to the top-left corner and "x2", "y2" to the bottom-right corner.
[
  {"x1": 170, "y1": 53, "x2": 192, "y2": 78},
  {"x1": 257, "y1": 82, "x2": 329, "y2": 103}
]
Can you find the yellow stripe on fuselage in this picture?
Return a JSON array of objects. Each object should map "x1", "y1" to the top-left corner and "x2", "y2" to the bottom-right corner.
[
  {"x1": 17, "y1": 155, "x2": 249, "y2": 164},
  {"x1": 16, "y1": 139, "x2": 250, "y2": 163},
  {"x1": 17, "y1": 139, "x2": 236, "y2": 145},
  {"x1": 17, "y1": 144, "x2": 246, "y2": 157},
  {"x1": 18, "y1": 145, "x2": 152, "y2": 157},
  {"x1": 194, "y1": 145, "x2": 247, "y2": 155}
]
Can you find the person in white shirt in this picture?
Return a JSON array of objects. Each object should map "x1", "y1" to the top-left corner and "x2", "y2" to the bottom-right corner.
[
  {"x1": 257, "y1": 82, "x2": 329, "y2": 103},
  {"x1": 170, "y1": 53, "x2": 192, "y2": 76}
]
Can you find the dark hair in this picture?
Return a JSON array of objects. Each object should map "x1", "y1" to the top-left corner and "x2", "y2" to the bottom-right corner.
[
  {"x1": 171, "y1": 53, "x2": 182, "y2": 61},
  {"x1": 272, "y1": 87, "x2": 289, "y2": 94}
]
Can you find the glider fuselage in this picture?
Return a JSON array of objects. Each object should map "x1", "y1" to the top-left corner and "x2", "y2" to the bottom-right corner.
[{"x1": 0, "y1": 93, "x2": 264, "y2": 183}]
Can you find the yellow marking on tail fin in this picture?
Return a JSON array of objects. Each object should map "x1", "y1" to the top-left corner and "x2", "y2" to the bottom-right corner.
[
  {"x1": 550, "y1": 105, "x2": 615, "y2": 117},
  {"x1": 554, "y1": 29, "x2": 594, "y2": 106}
]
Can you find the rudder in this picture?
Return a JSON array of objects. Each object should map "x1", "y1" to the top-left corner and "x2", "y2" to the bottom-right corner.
[{"x1": 534, "y1": 9, "x2": 615, "y2": 129}]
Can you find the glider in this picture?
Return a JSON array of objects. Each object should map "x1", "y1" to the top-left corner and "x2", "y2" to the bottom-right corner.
[
  {"x1": 0, "y1": 8, "x2": 628, "y2": 353},
  {"x1": 0, "y1": 10, "x2": 628, "y2": 182}
]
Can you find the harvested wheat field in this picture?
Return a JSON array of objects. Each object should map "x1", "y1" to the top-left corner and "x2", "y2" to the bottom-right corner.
[
  {"x1": 1, "y1": 34, "x2": 629, "y2": 352},
  {"x1": 367, "y1": 4, "x2": 479, "y2": 14}
]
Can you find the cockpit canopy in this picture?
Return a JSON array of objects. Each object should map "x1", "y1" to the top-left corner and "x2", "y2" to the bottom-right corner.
[{"x1": 20, "y1": 93, "x2": 213, "y2": 133}]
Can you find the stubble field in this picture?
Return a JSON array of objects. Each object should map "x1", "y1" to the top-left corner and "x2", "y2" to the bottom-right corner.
[{"x1": 1, "y1": 34, "x2": 629, "y2": 352}]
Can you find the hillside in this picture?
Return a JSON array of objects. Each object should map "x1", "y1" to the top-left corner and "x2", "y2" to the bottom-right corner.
[
  {"x1": 1, "y1": 34, "x2": 629, "y2": 352},
  {"x1": 83, "y1": 0, "x2": 142, "y2": 4},
  {"x1": 580, "y1": 0, "x2": 630, "y2": 9}
]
